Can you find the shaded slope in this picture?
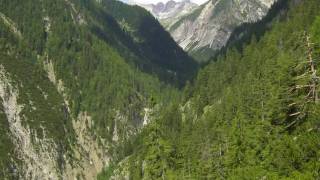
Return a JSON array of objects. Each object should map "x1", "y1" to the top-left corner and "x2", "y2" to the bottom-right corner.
[{"x1": 83, "y1": 0, "x2": 199, "y2": 85}]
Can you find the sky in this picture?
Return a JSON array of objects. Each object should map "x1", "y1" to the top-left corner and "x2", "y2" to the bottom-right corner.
[{"x1": 121, "y1": 0, "x2": 208, "y2": 5}]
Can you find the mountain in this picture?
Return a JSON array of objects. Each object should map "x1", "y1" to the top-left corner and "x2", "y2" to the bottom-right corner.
[
  {"x1": 96, "y1": 0, "x2": 199, "y2": 85},
  {"x1": 103, "y1": 0, "x2": 320, "y2": 179},
  {"x1": 0, "y1": 0, "x2": 195, "y2": 178},
  {"x1": 1, "y1": 0, "x2": 320, "y2": 179},
  {"x1": 136, "y1": 0, "x2": 199, "y2": 29},
  {"x1": 159, "y1": 0, "x2": 278, "y2": 62}
]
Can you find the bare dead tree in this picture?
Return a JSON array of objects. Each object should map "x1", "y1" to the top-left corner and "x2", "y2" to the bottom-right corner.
[{"x1": 285, "y1": 31, "x2": 319, "y2": 129}]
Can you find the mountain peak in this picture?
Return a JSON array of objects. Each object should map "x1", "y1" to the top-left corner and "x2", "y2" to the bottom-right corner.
[
  {"x1": 166, "y1": 0, "x2": 278, "y2": 61},
  {"x1": 136, "y1": 0, "x2": 198, "y2": 21}
]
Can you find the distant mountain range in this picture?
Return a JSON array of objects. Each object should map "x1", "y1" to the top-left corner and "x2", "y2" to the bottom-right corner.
[
  {"x1": 135, "y1": 0, "x2": 198, "y2": 28},
  {"x1": 130, "y1": 0, "x2": 277, "y2": 62}
]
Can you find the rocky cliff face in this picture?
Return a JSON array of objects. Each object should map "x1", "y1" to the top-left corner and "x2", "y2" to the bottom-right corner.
[
  {"x1": 167, "y1": 0, "x2": 276, "y2": 61},
  {"x1": 0, "y1": 66, "x2": 60, "y2": 179},
  {"x1": 0, "y1": 54, "x2": 110, "y2": 179}
]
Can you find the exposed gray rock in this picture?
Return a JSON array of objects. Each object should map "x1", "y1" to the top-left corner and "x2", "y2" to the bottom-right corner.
[
  {"x1": 132, "y1": 0, "x2": 276, "y2": 62},
  {"x1": 0, "y1": 65, "x2": 60, "y2": 179},
  {"x1": 168, "y1": 0, "x2": 276, "y2": 61},
  {"x1": 133, "y1": 0, "x2": 199, "y2": 29}
]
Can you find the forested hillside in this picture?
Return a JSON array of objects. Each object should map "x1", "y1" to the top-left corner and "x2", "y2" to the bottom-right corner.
[
  {"x1": 1, "y1": 0, "x2": 320, "y2": 179},
  {"x1": 87, "y1": 0, "x2": 198, "y2": 85},
  {"x1": 0, "y1": 0, "x2": 192, "y2": 178},
  {"x1": 105, "y1": 0, "x2": 320, "y2": 179}
]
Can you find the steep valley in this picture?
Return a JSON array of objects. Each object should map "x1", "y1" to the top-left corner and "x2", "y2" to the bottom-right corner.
[{"x1": 1, "y1": 0, "x2": 320, "y2": 179}]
